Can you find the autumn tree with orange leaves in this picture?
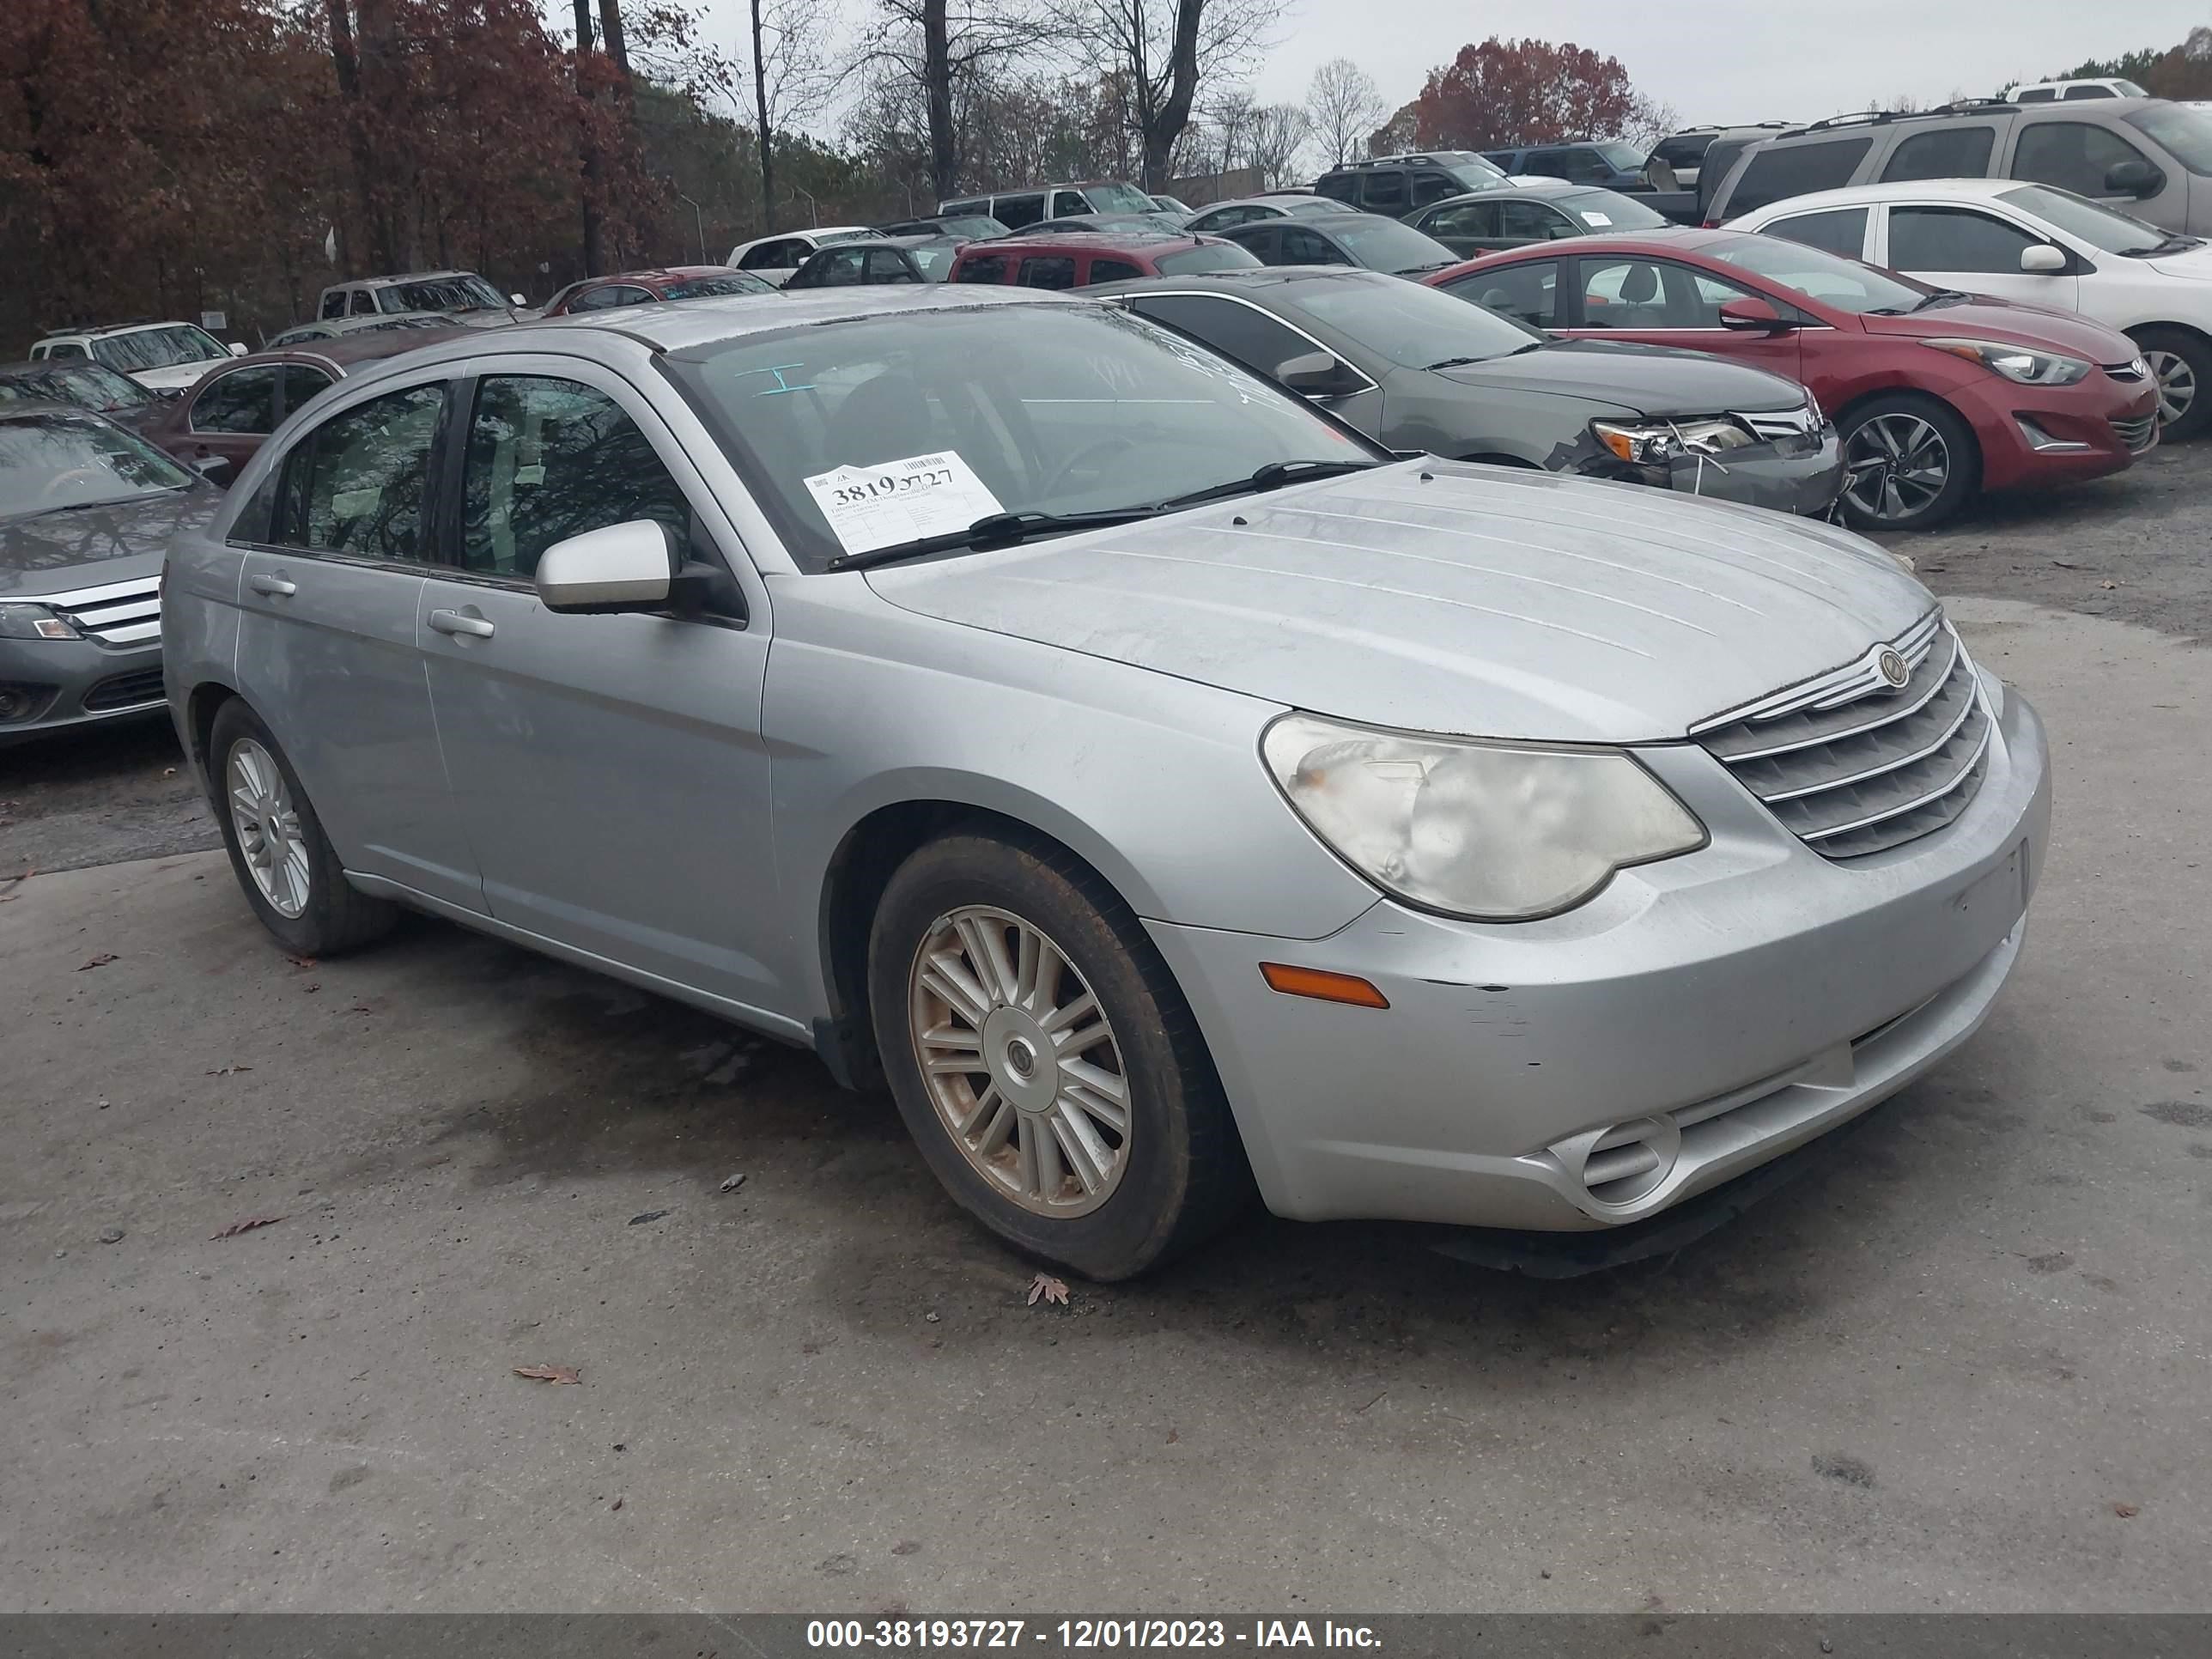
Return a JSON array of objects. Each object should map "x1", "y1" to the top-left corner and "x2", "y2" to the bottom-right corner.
[{"x1": 1404, "y1": 36, "x2": 1662, "y2": 152}]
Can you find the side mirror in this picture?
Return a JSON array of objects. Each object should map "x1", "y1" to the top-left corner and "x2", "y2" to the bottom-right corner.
[
  {"x1": 190, "y1": 454, "x2": 234, "y2": 487},
  {"x1": 228, "y1": 342, "x2": 249, "y2": 357},
  {"x1": 2020, "y1": 243, "x2": 2068, "y2": 274},
  {"x1": 1277, "y1": 349, "x2": 1364, "y2": 398},
  {"x1": 1718, "y1": 295, "x2": 1790, "y2": 332},
  {"x1": 510, "y1": 293, "x2": 528, "y2": 307},
  {"x1": 535, "y1": 520, "x2": 679, "y2": 615},
  {"x1": 2105, "y1": 159, "x2": 2163, "y2": 198}
]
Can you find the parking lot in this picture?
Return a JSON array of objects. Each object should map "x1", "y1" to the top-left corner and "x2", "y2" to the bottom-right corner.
[{"x1": 4, "y1": 447, "x2": 2209, "y2": 1613}]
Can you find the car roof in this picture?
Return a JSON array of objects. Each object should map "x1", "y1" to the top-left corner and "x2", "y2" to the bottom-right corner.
[
  {"x1": 1084, "y1": 266, "x2": 1401, "y2": 300},
  {"x1": 1198, "y1": 193, "x2": 1331, "y2": 210},
  {"x1": 1729, "y1": 179, "x2": 2022, "y2": 218},
  {"x1": 966, "y1": 230, "x2": 1231, "y2": 255},
  {"x1": 41, "y1": 319, "x2": 201, "y2": 341},
  {"x1": 1435, "y1": 225, "x2": 1740, "y2": 270},
  {"x1": 1422, "y1": 179, "x2": 1624, "y2": 206},
  {"x1": 1222, "y1": 213, "x2": 1376, "y2": 235},
  {"x1": 349, "y1": 269, "x2": 484, "y2": 285}
]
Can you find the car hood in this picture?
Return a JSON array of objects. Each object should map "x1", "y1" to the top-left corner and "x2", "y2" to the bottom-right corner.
[
  {"x1": 2141, "y1": 240, "x2": 2212, "y2": 281},
  {"x1": 1434, "y1": 339, "x2": 1807, "y2": 416},
  {"x1": 1856, "y1": 295, "x2": 2135, "y2": 360},
  {"x1": 130, "y1": 362, "x2": 218, "y2": 392},
  {"x1": 865, "y1": 460, "x2": 1929, "y2": 744},
  {"x1": 0, "y1": 485, "x2": 220, "y2": 598}
]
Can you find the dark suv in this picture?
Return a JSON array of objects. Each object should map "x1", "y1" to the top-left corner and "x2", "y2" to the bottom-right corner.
[
  {"x1": 1480, "y1": 141, "x2": 1648, "y2": 188},
  {"x1": 1704, "y1": 98, "x2": 2212, "y2": 235},
  {"x1": 1311, "y1": 151, "x2": 1508, "y2": 220}
]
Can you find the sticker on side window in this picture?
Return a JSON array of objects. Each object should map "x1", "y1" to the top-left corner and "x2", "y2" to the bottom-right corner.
[
  {"x1": 1580, "y1": 210, "x2": 1613, "y2": 226},
  {"x1": 331, "y1": 487, "x2": 380, "y2": 519},
  {"x1": 801, "y1": 451, "x2": 1006, "y2": 556}
]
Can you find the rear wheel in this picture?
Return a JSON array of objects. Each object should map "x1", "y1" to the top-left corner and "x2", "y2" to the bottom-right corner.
[
  {"x1": 866, "y1": 827, "x2": 1251, "y2": 1279},
  {"x1": 1837, "y1": 394, "x2": 1977, "y2": 532},
  {"x1": 2135, "y1": 326, "x2": 2211, "y2": 439},
  {"x1": 208, "y1": 699, "x2": 396, "y2": 957}
]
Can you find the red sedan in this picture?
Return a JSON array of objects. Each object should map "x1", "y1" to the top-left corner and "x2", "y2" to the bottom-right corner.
[
  {"x1": 945, "y1": 231, "x2": 1259, "y2": 289},
  {"x1": 1426, "y1": 228, "x2": 2158, "y2": 530},
  {"x1": 540, "y1": 265, "x2": 778, "y2": 316}
]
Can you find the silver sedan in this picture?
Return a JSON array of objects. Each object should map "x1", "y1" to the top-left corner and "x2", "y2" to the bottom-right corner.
[{"x1": 162, "y1": 286, "x2": 2049, "y2": 1279}]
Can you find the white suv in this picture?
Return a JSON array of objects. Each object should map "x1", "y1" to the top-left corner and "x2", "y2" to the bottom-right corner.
[
  {"x1": 30, "y1": 321, "x2": 243, "y2": 392},
  {"x1": 1729, "y1": 177, "x2": 2211, "y2": 435}
]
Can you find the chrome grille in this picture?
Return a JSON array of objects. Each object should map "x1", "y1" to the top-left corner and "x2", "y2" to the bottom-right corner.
[
  {"x1": 2105, "y1": 358, "x2": 2147, "y2": 383},
  {"x1": 2113, "y1": 412, "x2": 2158, "y2": 454},
  {"x1": 1740, "y1": 403, "x2": 1820, "y2": 441},
  {"x1": 1691, "y1": 609, "x2": 1992, "y2": 860},
  {"x1": 43, "y1": 576, "x2": 161, "y2": 646}
]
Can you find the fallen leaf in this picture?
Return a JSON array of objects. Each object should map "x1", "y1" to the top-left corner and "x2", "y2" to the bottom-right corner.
[
  {"x1": 718, "y1": 1172, "x2": 747, "y2": 1194},
  {"x1": 77, "y1": 953, "x2": 118, "y2": 971},
  {"x1": 611, "y1": 1496, "x2": 623, "y2": 1511},
  {"x1": 210, "y1": 1214, "x2": 287, "y2": 1239},
  {"x1": 1165, "y1": 1428, "x2": 1179, "y2": 1444},
  {"x1": 2113, "y1": 1501, "x2": 2140, "y2": 1518},
  {"x1": 1026, "y1": 1273, "x2": 1069, "y2": 1307},
  {"x1": 283, "y1": 953, "x2": 317, "y2": 969},
  {"x1": 513, "y1": 1364, "x2": 582, "y2": 1385},
  {"x1": 204, "y1": 1065, "x2": 255, "y2": 1077}
]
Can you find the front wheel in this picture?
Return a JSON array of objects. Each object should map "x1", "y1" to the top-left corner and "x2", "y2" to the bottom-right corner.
[
  {"x1": 866, "y1": 828, "x2": 1252, "y2": 1279},
  {"x1": 208, "y1": 699, "x2": 397, "y2": 957},
  {"x1": 1836, "y1": 395, "x2": 1977, "y2": 532},
  {"x1": 2135, "y1": 326, "x2": 2212, "y2": 439}
]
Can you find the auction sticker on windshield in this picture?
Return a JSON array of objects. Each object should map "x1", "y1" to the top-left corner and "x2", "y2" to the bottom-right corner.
[{"x1": 803, "y1": 451, "x2": 1006, "y2": 555}]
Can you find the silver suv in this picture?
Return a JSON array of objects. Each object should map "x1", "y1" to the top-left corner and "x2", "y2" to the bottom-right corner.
[
  {"x1": 162, "y1": 288, "x2": 2049, "y2": 1278},
  {"x1": 1705, "y1": 98, "x2": 2212, "y2": 237}
]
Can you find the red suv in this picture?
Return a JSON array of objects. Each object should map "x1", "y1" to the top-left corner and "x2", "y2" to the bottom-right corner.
[
  {"x1": 946, "y1": 231, "x2": 1258, "y2": 289},
  {"x1": 1428, "y1": 227, "x2": 2157, "y2": 530}
]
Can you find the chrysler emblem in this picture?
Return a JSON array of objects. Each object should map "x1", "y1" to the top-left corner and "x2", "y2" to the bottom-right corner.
[{"x1": 1876, "y1": 647, "x2": 1910, "y2": 688}]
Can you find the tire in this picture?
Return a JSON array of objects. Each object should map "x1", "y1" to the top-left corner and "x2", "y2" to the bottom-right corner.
[
  {"x1": 1836, "y1": 393, "x2": 1978, "y2": 532},
  {"x1": 866, "y1": 827, "x2": 1252, "y2": 1280},
  {"x1": 207, "y1": 699, "x2": 396, "y2": 957},
  {"x1": 2134, "y1": 326, "x2": 2212, "y2": 440}
]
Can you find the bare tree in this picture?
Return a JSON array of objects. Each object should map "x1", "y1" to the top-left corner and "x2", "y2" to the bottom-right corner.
[
  {"x1": 1245, "y1": 100, "x2": 1311, "y2": 186},
  {"x1": 1052, "y1": 0, "x2": 1285, "y2": 189},
  {"x1": 1305, "y1": 56, "x2": 1382, "y2": 167},
  {"x1": 861, "y1": 0, "x2": 1056, "y2": 201}
]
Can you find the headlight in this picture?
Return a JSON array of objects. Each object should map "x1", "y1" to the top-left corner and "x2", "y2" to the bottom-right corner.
[
  {"x1": 1591, "y1": 417, "x2": 1753, "y2": 465},
  {"x1": 0, "y1": 603, "x2": 80, "y2": 641},
  {"x1": 1923, "y1": 337, "x2": 2090, "y2": 386},
  {"x1": 1261, "y1": 714, "x2": 1707, "y2": 921}
]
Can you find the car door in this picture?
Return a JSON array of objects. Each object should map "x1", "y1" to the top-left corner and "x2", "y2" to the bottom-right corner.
[
  {"x1": 1875, "y1": 202, "x2": 2079, "y2": 310},
  {"x1": 233, "y1": 374, "x2": 483, "y2": 910},
  {"x1": 1559, "y1": 255, "x2": 1804, "y2": 382},
  {"x1": 410, "y1": 360, "x2": 780, "y2": 1011},
  {"x1": 180, "y1": 364, "x2": 282, "y2": 474}
]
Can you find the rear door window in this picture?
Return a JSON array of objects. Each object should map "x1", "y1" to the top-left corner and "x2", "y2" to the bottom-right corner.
[
  {"x1": 1052, "y1": 191, "x2": 1089, "y2": 216},
  {"x1": 1126, "y1": 294, "x2": 1326, "y2": 381},
  {"x1": 1441, "y1": 258, "x2": 1562, "y2": 328},
  {"x1": 1499, "y1": 199, "x2": 1570, "y2": 240},
  {"x1": 320, "y1": 291, "x2": 348, "y2": 320},
  {"x1": 1881, "y1": 125, "x2": 1997, "y2": 182},
  {"x1": 1314, "y1": 174, "x2": 1358, "y2": 206},
  {"x1": 2014, "y1": 120, "x2": 2153, "y2": 197},
  {"x1": 1409, "y1": 171, "x2": 1462, "y2": 209},
  {"x1": 1358, "y1": 169, "x2": 1407, "y2": 211},
  {"x1": 1761, "y1": 205, "x2": 1870, "y2": 258},
  {"x1": 2063, "y1": 85, "x2": 2116, "y2": 99},
  {"x1": 275, "y1": 383, "x2": 447, "y2": 561},
  {"x1": 1086, "y1": 257, "x2": 1144, "y2": 283},
  {"x1": 995, "y1": 192, "x2": 1047, "y2": 228},
  {"x1": 277, "y1": 364, "x2": 336, "y2": 418},
  {"x1": 864, "y1": 248, "x2": 921, "y2": 283},
  {"x1": 349, "y1": 289, "x2": 379, "y2": 316},
  {"x1": 953, "y1": 253, "x2": 1011, "y2": 284},
  {"x1": 1425, "y1": 201, "x2": 1498, "y2": 240},
  {"x1": 1723, "y1": 137, "x2": 1875, "y2": 216},
  {"x1": 1017, "y1": 255, "x2": 1077, "y2": 290},
  {"x1": 1279, "y1": 226, "x2": 1347, "y2": 264},
  {"x1": 1887, "y1": 205, "x2": 2040, "y2": 272},
  {"x1": 190, "y1": 367, "x2": 282, "y2": 434}
]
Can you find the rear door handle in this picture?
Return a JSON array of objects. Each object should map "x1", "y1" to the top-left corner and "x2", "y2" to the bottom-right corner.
[
  {"x1": 248, "y1": 574, "x2": 296, "y2": 597},
  {"x1": 428, "y1": 608, "x2": 495, "y2": 639}
]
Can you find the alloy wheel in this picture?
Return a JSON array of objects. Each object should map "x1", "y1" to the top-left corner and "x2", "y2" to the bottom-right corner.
[
  {"x1": 2144, "y1": 348, "x2": 2197, "y2": 427},
  {"x1": 1843, "y1": 412, "x2": 1951, "y2": 525},
  {"x1": 908, "y1": 905, "x2": 1131, "y2": 1218},
  {"x1": 227, "y1": 738, "x2": 310, "y2": 919}
]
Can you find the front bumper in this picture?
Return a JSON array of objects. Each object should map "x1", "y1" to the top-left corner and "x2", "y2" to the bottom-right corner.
[
  {"x1": 1146, "y1": 686, "x2": 2048, "y2": 1232},
  {"x1": 1962, "y1": 371, "x2": 2157, "y2": 493},
  {"x1": 1662, "y1": 424, "x2": 1844, "y2": 515},
  {"x1": 0, "y1": 635, "x2": 168, "y2": 745}
]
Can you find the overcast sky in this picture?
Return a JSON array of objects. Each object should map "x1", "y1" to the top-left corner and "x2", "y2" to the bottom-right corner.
[{"x1": 677, "y1": 0, "x2": 2204, "y2": 142}]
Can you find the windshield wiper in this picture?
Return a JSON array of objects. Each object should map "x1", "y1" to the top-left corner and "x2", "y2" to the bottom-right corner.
[
  {"x1": 824, "y1": 507, "x2": 1162, "y2": 572},
  {"x1": 1911, "y1": 289, "x2": 1973, "y2": 312},
  {"x1": 2122, "y1": 234, "x2": 2203, "y2": 258},
  {"x1": 1423, "y1": 354, "x2": 1497, "y2": 371},
  {"x1": 2, "y1": 490, "x2": 168, "y2": 525},
  {"x1": 1150, "y1": 458, "x2": 1382, "y2": 510}
]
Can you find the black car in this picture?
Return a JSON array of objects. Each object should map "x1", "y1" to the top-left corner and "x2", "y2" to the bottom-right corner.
[
  {"x1": 0, "y1": 404, "x2": 221, "y2": 744},
  {"x1": 0, "y1": 358, "x2": 165, "y2": 432},
  {"x1": 1310, "y1": 150, "x2": 1509, "y2": 220},
  {"x1": 786, "y1": 235, "x2": 966, "y2": 288},
  {"x1": 1088, "y1": 267, "x2": 1844, "y2": 515},
  {"x1": 1410, "y1": 181, "x2": 1668, "y2": 259},
  {"x1": 1216, "y1": 213, "x2": 1461, "y2": 278}
]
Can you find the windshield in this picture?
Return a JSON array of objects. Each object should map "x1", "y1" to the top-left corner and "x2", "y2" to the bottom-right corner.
[
  {"x1": 662, "y1": 303, "x2": 1377, "y2": 571},
  {"x1": 1155, "y1": 242, "x2": 1263, "y2": 274},
  {"x1": 1289, "y1": 274, "x2": 1546, "y2": 367},
  {"x1": 662, "y1": 272, "x2": 776, "y2": 299},
  {"x1": 1706, "y1": 234, "x2": 1930, "y2": 313},
  {"x1": 1996, "y1": 185, "x2": 2167, "y2": 253},
  {"x1": 1328, "y1": 217, "x2": 1458, "y2": 271},
  {"x1": 0, "y1": 410, "x2": 194, "y2": 519},
  {"x1": 381, "y1": 275, "x2": 507, "y2": 313},
  {"x1": 90, "y1": 325, "x2": 228, "y2": 373},
  {"x1": 1083, "y1": 182, "x2": 1158, "y2": 214},
  {"x1": 2127, "y1": 103, "x2": 2212, "y2": 175},
  {"x1": 1593, "y1": 143, "x2": 1646, "y2": 172},
  {"x1": 1559, "y1": 188, "x2": 1667, "y2": 230},
  {"x1": 0, "y1": 362, "x2": 155, "y2": 413}
]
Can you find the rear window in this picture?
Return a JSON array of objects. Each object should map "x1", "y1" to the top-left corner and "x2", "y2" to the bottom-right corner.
[
  {"x1": 1722, "y1": 137, "x2": 1874, "y2": 216},
  {"x1": 1152, "y1": 243, "x2": 1264, "y2": 275},
  {"x1": 1881, "y1": 125, "x2": 1996, "y2": 182},
  {"x1": 1652, "y1": 133, "x2": 1717, "y2": 168},
  {"x1": 1557, "y1": 189, "x2": 1666, "y2": 230},
  {"x1": 1760, "y1": 205, "x2": 1869, "y2": 258},
  {"x1": 660, "y1": 273, "x2": 775, "y2": 300},
  {"x1": 1018, "y1": 255, "x2": 1077, "y2": 289}
]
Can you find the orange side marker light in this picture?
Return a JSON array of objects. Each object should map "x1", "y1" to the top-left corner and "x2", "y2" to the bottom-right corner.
[{"x1": 1259, "y1": 963, "x2": 1390, "y2": 1009}]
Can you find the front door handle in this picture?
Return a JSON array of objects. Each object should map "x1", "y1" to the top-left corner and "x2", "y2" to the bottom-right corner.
[
  {"x1": 248, "y1": 574, "x2": 296, "y2": 597},
  {"x1": 428, "y1": 608, "x2": 495, "y2": 639}
]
